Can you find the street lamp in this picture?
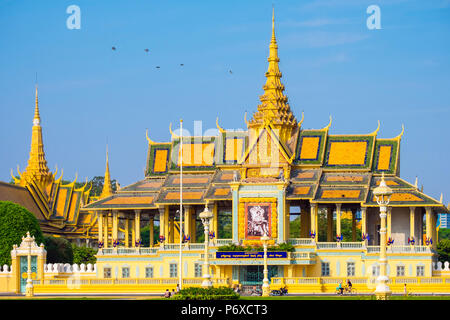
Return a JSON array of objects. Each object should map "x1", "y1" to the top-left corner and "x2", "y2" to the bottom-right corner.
[
  {"x1": 373, "y1": 173, "x2": 393, "y2": 300},
  {"x1": 199, "y1": 203, "x2": 213, "y2": 288},
  {"x1": 25, "y1": 231, "x2": 34, "y2": 297},
  {"x1": 261, "y1": 233, "x2": 270, "y2": 297}
]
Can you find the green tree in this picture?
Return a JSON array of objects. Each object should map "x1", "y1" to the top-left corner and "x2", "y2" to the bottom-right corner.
[
  {"x1": 44, "y1": 236, "x2": 74, "y2": 263},
  {"x1": 72, "y1": 245, "x2": 97, "y2": 264},
  {"x1": 0, "y1": 201, "x2": 44, "y2": 266},
  {"x1": 340, "y1": 218, "x2": 362, "y2": 242},
  {"x1": 218, "y1": 213, "x2": 232, "y2": 239},
  {"x1": 289, "y1": 216, "x2": 301, "y2": 238},
  {"x1": 61, "y1": 180, "x2": 85, "y2": 189},
  {"x1": 436, "y1": 239, "x2": 450, "y2": 263},
  {"x1": 140, "y1": 225, "x2": 160, "y2": 247},
  {"x1": 88, "y1": 176, "x2": 117, "y2": 197},
  {"x1": 438, "y1": 228, "x2": 450, "y2": 241}
]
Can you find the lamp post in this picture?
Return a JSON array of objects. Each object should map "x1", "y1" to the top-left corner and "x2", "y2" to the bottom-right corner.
[
  {"x1": 200, "y1": 203, "x2": 213, "y2": 288},
  {"x1": 25, "y1": 232, "x2": 34, "y2": 297},
  {"x1": 373, "y1": 173, "x2": 393, "y2": 300},
  {"x1": 261, "y1": 233, "x2": 270, "y2": 297}
]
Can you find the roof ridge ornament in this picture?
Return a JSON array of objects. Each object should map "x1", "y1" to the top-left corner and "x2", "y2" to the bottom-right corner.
[
  {"x1": 394, "y1": 124, "x2": 405, "y2": 140},
  {"x1": 146, "y1": 129, "x2": 156, "y2": 145},
  {"x1": 370, "y1": 120, "x2": 380, "y2": 136},
  {"x1": 169, "y1": 122, "x2": 180, "y2": 139},
  {"x1": 297, "y1": 111, "x2": 305, "y2": 127},
  {"x1": 322, "y1": 115, "x2": 332, "y2": 131},
  {"x1": 216, "y1": 117, "x2": 225, "y2": 133},
  {"x1": 244, "y1": 112, "x2": 250, "y2": 127}
]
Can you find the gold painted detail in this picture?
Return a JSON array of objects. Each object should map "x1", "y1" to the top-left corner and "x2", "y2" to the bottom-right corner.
[
  {"x1": 321, "y1": 190, "x2": 361, "y2": 199},
  {"x1": 377, "y1": 145, "x2": 392, "y2": 170},
  {"x1": 373, "y1": 193, "x2": 424, "y2": 202},
  {"x1": 172, "y1": 177, "x2": 209, "y2": 184},
  {"x1": 292, "y1": 186, "x2": 310, "y2": 195},
  {"x1": 165, "y1": 192, "x2": 203, "y2": 200},
  {"x1": 177, "y1": 143, "x2": 215, "y2": 167},
  {"x1": 295, "y1": 171, "x2": 315, "y2": 179},
  {"x1": 225, "y1": 138, "x2": 244, "y2": 162},
  {"x1": 326, "y1": 176, "x2": 364, "y2": 182},
  {"x1": 103, "y1": 196, "x2": 154, "y2": 205},
  {"x1": 299, "y1": 137, "x2": 320, "y2": 160},
  {"x1": 153, "y1": 149, "x2": 168, "y2": 173},
  {"x1": 375, "y1": 180, "x2": 399, "y2": 186},
  {"x1": 327, "y1": 142, "x2": 367, "y2": 165},
  {"x1": 214, "y1": 188, "x2": 230, "y2": 196}
]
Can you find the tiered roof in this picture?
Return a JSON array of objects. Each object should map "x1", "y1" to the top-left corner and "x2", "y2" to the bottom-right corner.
[{"x1": 84, "y1": 11, "x2": 447, "y2": 214}]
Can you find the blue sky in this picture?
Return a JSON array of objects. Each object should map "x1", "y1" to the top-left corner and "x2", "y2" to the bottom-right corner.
[{"x1": 0, "y1": 0, "x2": 449, "y2": 204}]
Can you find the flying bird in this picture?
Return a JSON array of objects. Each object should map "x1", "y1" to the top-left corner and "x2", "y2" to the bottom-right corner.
[
  {"x1": 229, "y1": 70, "x2": 233, "y2": 74},
  {"x1": 112, "y1": 46, "x2": 116, "y2": 51},
  {"x1": 156, "y1": 66, "x2": 160, "y2": 69},
  {"x1": 180, "y1": 64, "x2": 184, "y2": 66},
  {"x1": 144, "y1": 48, "x2": 149, "y2": 53}
]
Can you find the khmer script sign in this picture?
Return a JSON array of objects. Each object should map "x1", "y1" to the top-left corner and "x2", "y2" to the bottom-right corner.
[{"x1": 216, "y1": 252, "x2": 287, "y2": 259}]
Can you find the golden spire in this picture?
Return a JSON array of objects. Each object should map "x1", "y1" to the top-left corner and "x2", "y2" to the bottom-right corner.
[
  {"x1": 99, "y1": 146, "x2": 113, "y2": 199},
  {"x1": 249, "y1": 8, "x2": 297, "y2": 144},
  {"x1": 34, "y1": 85, "x2": 41, "y2": 124},
  {"x1": 19, "y1": 85, "x2": 53, "y2": 190}
]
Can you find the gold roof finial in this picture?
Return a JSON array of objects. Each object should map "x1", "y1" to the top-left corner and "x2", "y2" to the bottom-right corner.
[
  {"x1": 99, "y1": 145, "x2": 113, "y2": 199},
  {"x1": 272, "y1": 6, "x2": 276, "y2": 42},
  {"x1": 34, "y1": 85, "x2": 40, "y2": 125}
]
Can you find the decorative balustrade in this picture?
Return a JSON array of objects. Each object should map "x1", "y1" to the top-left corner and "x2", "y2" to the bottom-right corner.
[
  {"x1": 291, "y1": 252, "x2": 315, "y2": 259},
  {"x1": 366, "y1": 246, "x2": 380, "y2": 253},
  {"x1": 340, "y1": 242, "x2": 364, "y2": 249},
  {"x1": 272, "y1": 277, "x2": 450, "y2": 286},
  {"x1": 44, "y1": 263, "x2": 96, "y2": 273},
  {"x1": 214, "y1": 239, "x2": 233, "y2": 246},
  {"x1": 32, "y1": 277, "x2": 229, "y2": 286},
  {"x1": 0, "y1": 265, "x2": 12, "y2": 274},
  {"x1": 316, "y1": 242, "x2": 338, "y2": 249},
  {"x1": 433, "y1": 261, "x2": 450, "y2": 271},
  {"x1": 387, "y1": 245, "x2": 431, "y2": 253},
  {"x1": 288, "y1": 238, "x2": 314, "y2": 246}
]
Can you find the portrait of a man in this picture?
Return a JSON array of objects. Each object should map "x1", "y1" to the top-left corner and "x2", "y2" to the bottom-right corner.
[{"x1": 245, "y1": 203, "x2": 271, "y2": 238}]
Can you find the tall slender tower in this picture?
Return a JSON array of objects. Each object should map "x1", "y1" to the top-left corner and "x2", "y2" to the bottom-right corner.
[
  {"x1": 248, "y1": 8, "x2": 297, "y2": 144},
  {"x1": 19, "y1": 86, "x2": 54, "y2": 192},
  {"x1": 99, "y1": 146, "x2": 113, "y2": 199}
]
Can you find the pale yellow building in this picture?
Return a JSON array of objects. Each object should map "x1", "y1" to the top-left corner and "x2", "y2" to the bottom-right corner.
[{"x1": 1, "y1": 11, "x2": 449, "y2": 295}]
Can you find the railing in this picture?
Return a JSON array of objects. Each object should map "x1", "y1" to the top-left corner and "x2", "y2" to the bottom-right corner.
[
  {"x1": 340, "y1": 242, "x2": 364, "y2": 249},
  {"x1": 288, "y1": 238, "x2": 314, "y2": 246},
  {"x1": 316, "y1": 242, "x2": 338, "y2": 249},
  {"x1": 387, "y1": 246, "x2": 431, "y2": 253},
  {"x1": 367, "y1": 246, "x2": 380, "y2": 253},
  {"x1": 98, "y1": 243, "x2": 432, "y2": 256},
  {"x1": 291, "y1": 252, "x2": 315, "y2": 259},
  {"x1": 33, "y1": 278, "x2": 230, "y2": 286},
  {"x1": 139, "y1": 248, "x2": 159, "y2": 255},
  {"x1": 214, "y1": 239, "x2": 233, "y2": 246},
  {"x1": 160, "y1": 243, "x2": 205, "y2": 251},
  {"x1": 272, "y1": 277, "x2": 450, "y2": 286}
]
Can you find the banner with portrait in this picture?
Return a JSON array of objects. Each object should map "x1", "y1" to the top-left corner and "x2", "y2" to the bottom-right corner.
[{"x1": 244, "y1": 202, "x2": 272, "y2": 239}]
